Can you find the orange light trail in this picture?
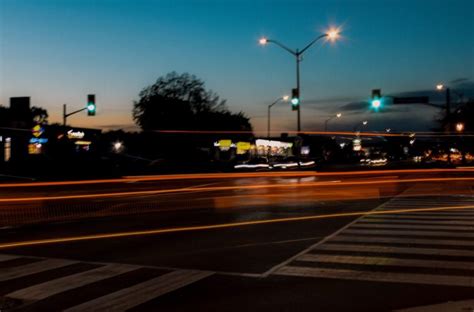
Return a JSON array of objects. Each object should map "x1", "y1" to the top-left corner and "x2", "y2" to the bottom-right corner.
[
  {"x1": 1, "y1": 176, "x2": 473, "y2": 202},
  {"x1": 153, "y1": 129, "x2": 474, "y2": 137},
  {"x1": 0, "y1": 168, "x2": 473, "y2": 188},
  {"x1": 0, "y1": 204, "x2": 473, "y2": 250}
]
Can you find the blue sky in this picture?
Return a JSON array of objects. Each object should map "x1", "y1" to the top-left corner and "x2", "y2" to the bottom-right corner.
[{"x1": 1, "y1": 0, "x2": 473, "y2": 134}]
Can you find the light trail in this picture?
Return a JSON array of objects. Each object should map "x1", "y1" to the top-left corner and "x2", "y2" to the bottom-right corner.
[
  {"x1": 1, "y1": 168, "x2": 474, "y2": 188},
  {"x1": 1, "y1": 176, "x2": 473, "y2": 203},
  {"x1": 153, "y1": 129, "x2": 474, "y2": 137},
  {"x1": 1, "y1": 204, "x2": 473, "y2": 250}
]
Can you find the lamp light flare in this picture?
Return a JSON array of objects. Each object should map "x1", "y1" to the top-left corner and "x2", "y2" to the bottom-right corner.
[
  {"x1": 326, "y1": 27, "x2": 341, "y2": 41},
  {"x1": 362, "y1": 121, "x2": 368, "y2": 125},
  {"x1": 259, "y1": 37, "x2": 268, "y2": 45},
  {"x1": 456, "y1": 122, "x2": 465, "y2": 132},
  {"x1": 336, "y1": 113, "x2": 342, "y2": 118},
  {"x1": 436, "y1": 84, "x2": 444, "y2": 91},
  {"x1": 282, "y1": 95, "x2": 290, "y2": 101}
]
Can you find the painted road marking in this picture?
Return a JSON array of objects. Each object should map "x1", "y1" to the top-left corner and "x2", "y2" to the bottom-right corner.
[
  {"x1": 0, "y1": 258, "x2": 77, "y2": 282},
  {"x1": 65, "y1": 270, "x2": 213, "y2": 312},
  {"x1": 330, "y1": 235, "x2": 474, "y2": 247},
  {"x1": 297, "y1": 254, "x2": 474, "y2": 271},
  {"x1": 275, "y1": 265, "x2": 474, "y2": 287},
  {"x1": 314, "y1": 243, "x2": 474, "y2": 257},
  {"x1": 351, "y1": 223, "x2": 474, "y2": 231},
  {"x1": 364, "y1": 215, "x2": 474, "y2": 220},
  {"x1": 6, "y1": 264, "x2": 138, "y2": 301},
  {"x1": 342, "y1": 229, "x2": 474, "y2": 238},
  {"x1": 357, "y1": 218, "x2": 474, "y2": 226}
]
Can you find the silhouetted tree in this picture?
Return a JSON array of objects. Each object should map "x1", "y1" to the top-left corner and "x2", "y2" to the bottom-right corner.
[
  {"x1": 133, "y1": 72, "x2": 252, "y2": 132},
  {"x1": 0, "y1": 105, "x2": 48, "y2": 127},
  {"x1": 434, "y1": 98, "x2": 474, "y2": 132},
  {"x1": 31, "y1": 106, "x2": 49, "y2": 124}
]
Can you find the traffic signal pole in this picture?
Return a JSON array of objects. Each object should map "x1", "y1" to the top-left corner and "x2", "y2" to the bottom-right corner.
[
  {"x1": 296, "y1": 50, "x2": 301, "y2": 133},
  {"x1": 62, "y1": 104, "x2": 87, "y2": 126},
  {"x1": 62, "y1": 94, "x2": 96, "y2": 126}
]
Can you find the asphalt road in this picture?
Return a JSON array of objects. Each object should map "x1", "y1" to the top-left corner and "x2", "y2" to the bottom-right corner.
[{"x1": 0, "y1": 169, "x2": 474, "y2": 311}]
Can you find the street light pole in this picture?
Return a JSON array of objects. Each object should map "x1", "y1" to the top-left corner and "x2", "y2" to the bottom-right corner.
[
  {"x1": 296, "y1": 51, "x2": 301, "y2": 132},
  {"x1": 267, "y1": 96, "x2": 289, "y2": 138},
  {"x1": 353, "y1": 120, "x2": 368, "y2": 132},
  {"x1": 324, "y1": 113, "x2": 342, "y2": 132},
  {"x1": 260, "y1": 29, "x2": 340, "y2": 133}
]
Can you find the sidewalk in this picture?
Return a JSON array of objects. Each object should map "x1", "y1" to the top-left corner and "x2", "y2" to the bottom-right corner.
[{"x1": 396, "y1": 299, "x2": 474, "y2": 312}]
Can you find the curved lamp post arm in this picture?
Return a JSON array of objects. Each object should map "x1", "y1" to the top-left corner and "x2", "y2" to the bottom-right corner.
[
  {"x1": 268, "y1": 97, "x2": 282, "y2": 109},
  {"x1": 267, "y1": 39, "x2": 297, "y2": 56},
  {"x1": 299, "y1": 34, "x2": 328, "y2": 55}
]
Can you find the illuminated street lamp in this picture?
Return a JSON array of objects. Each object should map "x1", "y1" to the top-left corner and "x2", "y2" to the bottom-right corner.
[
  {"x1": 456, "y1": 122, "x2": 465, "y2": 132},
  {"x1": 267, "y1": 95, "x2": 290, "y2": 138},
  {"x1": 112, "y1": 141, "x2": 124, "y2": 153},
  {"x1": 259, "y1": 26, "x2": 341, "y2": 132},
  {"x1": 436, "y1": 84, "x2": 465, "y2": 131},
  {"x1": 324, "y1": 113, "x2": 342, "y2": 132},
  {"x1": 353, "y1": 120, "x2": 368, "y2": 133}
]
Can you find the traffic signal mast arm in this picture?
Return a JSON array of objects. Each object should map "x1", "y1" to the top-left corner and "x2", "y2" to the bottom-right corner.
[{"x1": 64, "y1": 107, "x2": 87, "y2": 118}]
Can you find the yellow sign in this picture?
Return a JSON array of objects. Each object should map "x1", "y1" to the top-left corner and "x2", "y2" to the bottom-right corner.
[
  {"x1": 32, "y1": 125, "x2": 43, "y2": 138},
  {"x1": 218, "y1": 140, "x2": 232, "y2": 148},
  {"x1": 236, "y1": 141, "x2": 251, "y2": 155}
]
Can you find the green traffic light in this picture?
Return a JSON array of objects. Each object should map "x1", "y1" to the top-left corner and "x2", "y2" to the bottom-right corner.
[
  {"x1": 371, "y1": 99, "x2": 381, "y2": 108},
  {"x1": 87, "y1": 103, "x2": 96, "y2": 116}
]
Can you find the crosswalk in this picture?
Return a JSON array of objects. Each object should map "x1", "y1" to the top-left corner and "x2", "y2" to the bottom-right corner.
[
  {"x1": 273, "y1": 194, "x2": 474, "y2": 288},
  {"x1": 0, "y1": 254, "x2": 213, "y2": 311}
]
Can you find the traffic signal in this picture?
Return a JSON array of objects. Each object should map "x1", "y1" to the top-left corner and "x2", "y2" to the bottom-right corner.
[
  {"x1": 370, "y1": 89, "x2": 382, "y2": 110},
  {"x1": 87, "y1": 94, "x2": 96, "y2": 116},
  {"x1": 291, "y1": 88, "x2": 300, "y2": 111}
]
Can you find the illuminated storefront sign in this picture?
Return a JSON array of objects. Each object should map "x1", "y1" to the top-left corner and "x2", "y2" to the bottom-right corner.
[
  {"x1": 32, "y1": 125, "x2": 44, "y2": 138},
  {"x1": 28, "y1": 143, "x2": 43, "y2": 155},
  {"x1": 75, "y1": 140, "x2": 92, "y2": 145},
  {"x1": 236, "y1": 141, "x2": 251, "y2": 155},
  {"x1": 4, "y1": 137, "x2": 11, "y2": 162},
  {"x1": 353, "y1": 139, "x2": 361, "y2": 151},
  {"x1": 29, "y1": 138, "x2": 49, "y2": 144},
  {"x1": 255, "y1": 139, "x2": 293, "y2": 149},
  {"x1": 67, "y1": 130, "x2": 85, "y2": 139}
]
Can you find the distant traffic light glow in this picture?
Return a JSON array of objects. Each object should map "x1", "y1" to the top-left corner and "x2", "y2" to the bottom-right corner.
[{"x1": 371, "y1": 99, "x2": 381, "y2": 109}]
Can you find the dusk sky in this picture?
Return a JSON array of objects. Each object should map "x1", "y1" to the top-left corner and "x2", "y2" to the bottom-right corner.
[{"x1": 1, "y1": 0, "x2": 473, "y2": 134}]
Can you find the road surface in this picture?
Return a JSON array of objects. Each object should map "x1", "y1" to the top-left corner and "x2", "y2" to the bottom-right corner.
[{"x1": 0, "y1": 169, "x2": 473, "y2": 311}]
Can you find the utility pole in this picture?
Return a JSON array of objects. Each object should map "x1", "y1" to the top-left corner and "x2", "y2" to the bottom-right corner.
[{"x1": 446, "y1": 87, "x2": 451, "y2": 132}]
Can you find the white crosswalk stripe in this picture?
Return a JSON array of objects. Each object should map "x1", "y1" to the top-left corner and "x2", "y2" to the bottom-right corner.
[
  {"x1": 297, "y1": 254, "x2": 474, "y2": 270},
  {"x1": 6, "y1": 263, "x2": 139, "y2": 301},
  {"x1": 65, "y1": 270, "x2": 213, "y2": 312},
  {"x1": 330, "y1": 235, "x2": 474, "y2": 247},
  {"x1": 0, "y1": 258, "x2": 78, "y2": 282},
  {"x1": 342, "y1": 229, "x2": 474, "y2": 238},
  {"x1": 0, "y1": 253, "x2": 213, "y2": 310},
  {"x1": 272, "y1": 192, "x2": 474, "y2": 287},
  {"x1": 275, "y1": 265, "x2": 474, "y2": 287},
  {"x1": 357, "y1": 218, "x2": 474, "y2": 225}
]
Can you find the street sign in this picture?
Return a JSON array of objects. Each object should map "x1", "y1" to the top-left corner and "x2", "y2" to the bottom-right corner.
[{"x1": 393, "y1": 96, "x2": 429, "y2": 104}]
